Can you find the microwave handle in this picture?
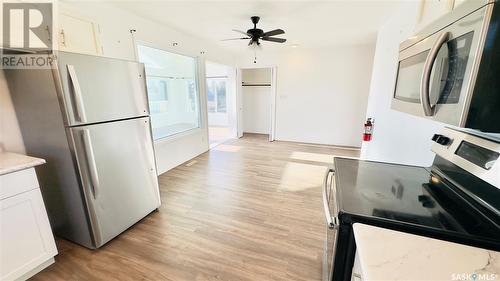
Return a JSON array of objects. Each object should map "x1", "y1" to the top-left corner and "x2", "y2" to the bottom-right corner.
[{"x1": 421, "y1": 32, "x2": 449, "y2": 116}]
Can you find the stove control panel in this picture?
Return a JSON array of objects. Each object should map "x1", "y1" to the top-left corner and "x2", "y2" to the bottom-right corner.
[
  {"x1": 431, "y1": 127, "x2": 500, "y2": 188},
  {"x1": 455, "y1": 141, "x2": 499, "y2": 170}
]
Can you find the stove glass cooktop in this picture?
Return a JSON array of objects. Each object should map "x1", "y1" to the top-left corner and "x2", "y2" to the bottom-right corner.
[{"x1": 334, "y1": 157, "x2": 500, "y2": 243}]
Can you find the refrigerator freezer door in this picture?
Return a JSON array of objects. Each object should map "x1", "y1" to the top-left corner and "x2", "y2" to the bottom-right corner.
[
  {"x1": 70, "y1": 117, "x2": 160, "y2": 247},
  {"x1": 57, "y1": 52, "x2": 149, "y2": 126}
]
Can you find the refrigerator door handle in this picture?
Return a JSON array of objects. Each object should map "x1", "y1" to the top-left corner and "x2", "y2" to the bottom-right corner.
[
  {"x1": 322, "y1": 168, "x2": 339, "y2": 229},
  {"x1": 81, "y1": 129, "x2": 100, "y2": 199},
  {"x1": 67, "y1": 65, "x2": 87, "y2": 123}
]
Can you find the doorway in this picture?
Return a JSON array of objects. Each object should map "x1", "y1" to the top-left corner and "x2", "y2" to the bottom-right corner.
[
  {"x1": 205, "y1": 61, "x2": 237, "y2": 148},
  {"x1": 239, "y1": 67, "x2": 276, "y2": 141}
]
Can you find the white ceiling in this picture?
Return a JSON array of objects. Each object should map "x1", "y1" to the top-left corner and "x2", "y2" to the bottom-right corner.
[{"x1": 113, "y1": 1, "x2": 402, "y2": 54}]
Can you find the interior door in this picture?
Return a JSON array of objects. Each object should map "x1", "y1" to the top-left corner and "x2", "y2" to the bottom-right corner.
[
  {"x1": 70, "y1": 117, "x2": 160, "y2": 247},
  {"x1": 57, "y1": 52, "x2": 149, "y2": 126}
]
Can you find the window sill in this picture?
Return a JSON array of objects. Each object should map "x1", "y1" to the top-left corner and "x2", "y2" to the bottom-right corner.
[{"x1": 153, "y1": 127, "x2": 204, "y2": 145}]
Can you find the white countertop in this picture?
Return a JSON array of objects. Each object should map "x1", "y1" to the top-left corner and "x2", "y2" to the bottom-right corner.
[
  {"x1": 0, "y1": 152, "x2": 45, "y2": 175},
  {"x1": 353, "y1": 223, "x2": 500, "y2": 281}
]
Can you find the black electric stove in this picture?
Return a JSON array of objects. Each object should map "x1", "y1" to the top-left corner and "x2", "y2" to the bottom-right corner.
[
  {"x1": 335, "y1": 158, "x2": 500, "y2": 245},
  {"x1": 322, "y1": 127, "x2": 500, "y2": 281}
]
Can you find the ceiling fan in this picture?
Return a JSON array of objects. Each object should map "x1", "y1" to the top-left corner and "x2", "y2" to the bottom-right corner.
[{"x1": 222, "y1": 16, "x2": 286, "y2": 46}]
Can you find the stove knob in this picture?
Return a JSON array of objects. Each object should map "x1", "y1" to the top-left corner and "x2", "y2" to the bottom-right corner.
[
  {"x1": 418, "y1": 195, "x2": 435, "y2": 208},
  {"x1": 431, "y1": 134, "x2": 442, "y2": 141},
  {"x1": 422, "y1": 200, "x2": 435, "y2": 208},
  {"x1": 418, "y1": 195, "x2": 429, "y2": 202},
  {"x1": 436, "y1": 136, "x2": 451, "y2": 146}
]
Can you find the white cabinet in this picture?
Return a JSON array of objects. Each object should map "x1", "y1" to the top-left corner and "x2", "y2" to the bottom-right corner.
[
  {"x1": 416, "y1": 0, "x2": 454, "y2": 30},
  {"x1": 0, "y1": 167, "x2": 57, "y2": 281},
  {"x1": 351, "y1": 250, "x2": 364, "y2": 281},
  {"x1": 453, "y1": 0, "x2": 469, "y2": 9},
  {"x1": 58, "y1": 13, "x2": 103, "y2": 55},
  {"x1": 415, "y1": 0, "x2": 478, "y2": 31}
]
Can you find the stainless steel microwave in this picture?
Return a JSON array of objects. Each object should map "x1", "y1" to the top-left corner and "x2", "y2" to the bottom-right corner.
[{"x1": 392, "y1": 0, "x2": 500, "y2": 133}]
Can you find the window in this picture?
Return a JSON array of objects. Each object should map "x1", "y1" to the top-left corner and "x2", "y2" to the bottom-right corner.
[
  {"x1": 206, "y1": 77, "x2": 227, "y2": 113},
  {"x1": 146, "y1": 77, "x2": 168, "y2": 114},
  {"x1": 137, "y1": 45, "x2": 200, "y2": 140}
]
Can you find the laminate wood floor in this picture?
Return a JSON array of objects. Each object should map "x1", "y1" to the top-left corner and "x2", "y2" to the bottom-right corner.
[{"x1": 31, "y1": 134, "x2": 359, "y2": 281}]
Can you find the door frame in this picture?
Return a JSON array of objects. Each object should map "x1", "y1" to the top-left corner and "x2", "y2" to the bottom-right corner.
[
  {"x1": 204, "y1": 60, "x2": 238, "y2": 148},
  {"x1": 236, "y1": 66, "x2": 278, "y2": 141},
  {"x1": 270, "y1": 66, "x2": 277, "y2": 142}
]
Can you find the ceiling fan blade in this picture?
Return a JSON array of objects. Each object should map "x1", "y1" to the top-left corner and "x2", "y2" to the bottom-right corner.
[
  {"x1": 221, "y1": 37, "x2": 250, "y2": 41},
  {"x1": 261, "y1": 37, "x2": 287, "y2": 43},
  {"x1": 248, "y1": 39, "x2": 254, "y2": 46},
  {"x1": 262, "y1": 29, "x2": 285, "y2": 37},
  {"x1": 233, "y1": 29, "x2": 250, "y2": 36}
]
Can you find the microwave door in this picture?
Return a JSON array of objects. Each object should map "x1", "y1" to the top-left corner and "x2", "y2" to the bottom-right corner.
[
  {"x1": 392, "y1": 32, "x2": 452, "y2": 118},
  {"x1": 428, "y1": 46, "x2": 449, "y2": 108},
  {"x1": 426, "y1": 31, "x2": 475, "y2": 116},
  {"x1": 393, "y1": 51, "x2": 429, "y2": 106},
  {"x1": 421, "y1": 32, "x2": 450, "y2": 117}
]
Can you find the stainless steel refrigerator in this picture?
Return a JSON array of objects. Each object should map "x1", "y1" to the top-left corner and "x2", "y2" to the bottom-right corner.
[{"x1": 5, "y1": 52, "x2": 161, "y2": 249}]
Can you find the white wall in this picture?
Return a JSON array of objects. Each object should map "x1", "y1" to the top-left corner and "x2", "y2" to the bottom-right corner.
[
  {"x1": 237, "y1": 45, "x2": 375, "y2": 147},
  {"x1": 0, "y1": 2, "x2": 237, "y2": 174},
  {"x1": 360, "y1": 2, "x2": 444, "y2": 167}
]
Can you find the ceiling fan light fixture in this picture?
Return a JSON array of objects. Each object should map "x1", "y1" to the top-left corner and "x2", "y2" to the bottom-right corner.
[{"x1": 221, "y1": 16, "x2": 286, "y2": 48}]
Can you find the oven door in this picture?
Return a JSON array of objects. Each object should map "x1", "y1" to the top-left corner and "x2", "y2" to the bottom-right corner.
[
  {"x1": 391, "y1": 4, "x2": 490, "y2": 126},
  {"x1": 322, "y1": 167, "x2": 339, "y2": 281}
]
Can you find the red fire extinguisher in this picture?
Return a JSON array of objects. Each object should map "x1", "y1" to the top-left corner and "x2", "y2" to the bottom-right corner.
[{"x1": 363, "y1": 118, "x2": 374, "y2": 141}]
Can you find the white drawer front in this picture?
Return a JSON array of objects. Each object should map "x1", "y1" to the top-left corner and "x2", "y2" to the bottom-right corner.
[
  {"x1": 0, "y1": 168, "x2": 39, "y2": 200},
  {"x1": 1, "y1": 188, "x2": 57, "y2": 281}
]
